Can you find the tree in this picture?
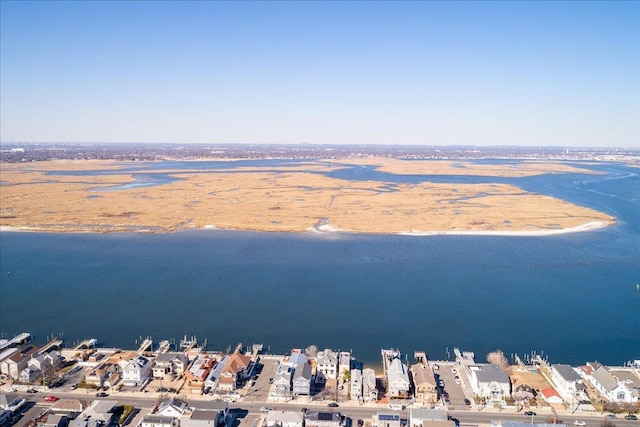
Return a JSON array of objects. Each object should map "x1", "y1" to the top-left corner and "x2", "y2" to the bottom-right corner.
[
  {"x1": 305, "y1": 345, "x2": 318, "y2": 358},
  {"x1": 486, "y1": 350, "x2": 508, "y2": 370}
]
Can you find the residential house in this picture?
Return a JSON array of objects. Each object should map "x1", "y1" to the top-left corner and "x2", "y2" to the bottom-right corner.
[
  {"x1": 305, "y1": 412, "x2": 341, "y2": 427},
  {"x1": 185, "y1": 355, "x2": 214, "y2": 392},
  {"x1": 288, "y1": 352, "x2": 308, "y2": 370},
  {"x1": 140, "y1": 415, "x2": 177, "y2": 427},
  {"x1": 540, "y1": 388, "x2": 563, "y2": 404},
  {"x1": 387, "y1": 358, "x2": 410, "y2": 400},
  {"x1": 153, "y1": 353, "x2": 189, "y2": 380},
  {"x1": 50, "y1": 399, "x2": 84, "y2": 418},
  {"x1": 44, "y1": 351, "x2": 64, "y2": 370},
  {"x1": 265, "y1": 411, "x2": 304, "y2": 427},
  {"x1": 292, "y1": 361, "x2": 313, "y2": 396},
  {"x1": 371, "y1": 414, "x2": 401, "y2": 427},
  {"x1": 40, "y1": 414, "x2": 68, "y2": 427},
  {"x1": 1, "y1": 345, "x2": 40, "y2": 379},
  {"x1": 85, "y1": 364, "x2": 111, "y2": 388},
  {"x1": 469, "y1": 364, "x2": 511, "y2": 402},
  {"x1": 363, "y1": 368, "x2": 378, "y2": 402},
  {"x1": 156, "y1": 397, "x2": 188, "y2": 419},
  {"x1": 350, "y1": 369, "x2": 362, "y2": 401},
  {"x1": 205, "y1": 356, "x2": 228, "y2": 392},
  {"x1": 182, "y1": 401, "x2": 228, "y2": 427},
  {"x1": 585, "y1": 366, "x2": 636, "y2": 403},
  {"x1": 123, "y1": 355, "x2": 152, "y2": 387},
  {"x1": 549, "y1": 364, "x2": 585, "y2": 403},
  {"x1": 82, "y1": 400, "x2": 117, "y2": 425},
  {"x1": 338, "y1": 352, "x2": 351, "y2": 381},
  {"x1": 19, "y1": 366, "x2": 39, "y2": 383},
  {"x1": 410, "y1": 362, "x2": 438, "y2": 406},
  {"x1": 181, "y1": 410, "x2": 224, "y2": 427},
  {"x1": 316, "y1": 350, "x2": 338, "y2": 380},
  {"x1": 409, "y1": 408, "x2": 452, "y2": 427},
  {"x1": 217, "y1": 352, "x2": 251, "y2": 392},
  {"x1": 273, "y1": 364, "x2": 293, "y2": 398}
]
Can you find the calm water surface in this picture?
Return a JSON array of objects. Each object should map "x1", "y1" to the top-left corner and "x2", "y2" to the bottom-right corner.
[{"x1": 1, "y1": 161, "x2": 638, "y2": 366}]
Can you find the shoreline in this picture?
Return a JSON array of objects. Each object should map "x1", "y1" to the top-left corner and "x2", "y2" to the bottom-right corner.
[{"x1": 0, "y1": 219, "x2": 615, "y2": 236}]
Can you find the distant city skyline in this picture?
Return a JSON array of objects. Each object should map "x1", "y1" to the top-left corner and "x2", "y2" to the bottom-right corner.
[{"x1": 1, "y1": 1, "x2": 638, "y2": 148}]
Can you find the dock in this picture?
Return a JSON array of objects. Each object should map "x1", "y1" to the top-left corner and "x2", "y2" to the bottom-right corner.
[{"x1": 0, "y1": 332, "x2": 32, "y2": 351}]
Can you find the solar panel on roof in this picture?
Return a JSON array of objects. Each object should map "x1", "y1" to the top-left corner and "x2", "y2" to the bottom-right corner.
[{"x1": 378, "y1": 415, "x2": 400, "y2": 421}]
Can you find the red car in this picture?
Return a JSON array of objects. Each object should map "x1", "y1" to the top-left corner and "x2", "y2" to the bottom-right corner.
[{"x1": 43, "y1": 395, "x2": 58, "y2": 402}]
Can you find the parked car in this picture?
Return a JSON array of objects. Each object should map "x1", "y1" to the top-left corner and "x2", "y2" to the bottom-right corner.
[
  {"x1": 96, "y1": 392, "x2": 108, "y2": 397},
  {"x1": 260, "y1": 407, "x2": 271, "y2": 412},
  {"x1": 327, "y1": 403, "x2": 339, "y2": 407},
  {"x1": 43, "y1": 396, "x2": 58, "y2": 402},
  {"x1": 573, "y1": 421, "x2": 586, "y2": 426},
  {"x1": 464, "y1": 399, "x2": 471, "y2": 406},
  {"x1": 451, "y1": 368, "x2": 457, "y2": 374},
  {"x1": 624, "y1": 415, "x2": 637, "y2": 420},
  {"x1": 26, "y1": 388, "x2": 37, "y2": 393},
  {"x1": 524, "y1": 411, "x2": 536, "y2": 416},
  {"x1": 605, "y1": 415, "x2": 616, "y2": 419}
]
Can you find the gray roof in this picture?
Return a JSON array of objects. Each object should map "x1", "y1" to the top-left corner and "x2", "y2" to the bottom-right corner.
[
  {"x1": 553, "y1": 364, "x2": 581, "y2": 382},
  {"x1": 142, "y1": 415, "x2": 175, "y2": 425},
  {"x1": 476, "y1": 364, "x2": 510, "y2": 384},
  {"x1": 294, "y1": 362, "x2": 312, "y2": 381},
  {"x1": 305, "y1": 412, "x2": 341, "y2": 423},
  {"x1": 592, "y1": 367, "x2": 618, "y2": 391},
  {"x1": 189, "y1": 410, "x2": 219, "y2": 421},
  {"x1": 410, "y1": 408, "x2": 448, "y2": 421}
]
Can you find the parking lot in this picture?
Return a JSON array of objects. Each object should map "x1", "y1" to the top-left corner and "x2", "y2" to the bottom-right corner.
[{"x1": 433, "y1": 363, "x2": 471, "y2": 410}]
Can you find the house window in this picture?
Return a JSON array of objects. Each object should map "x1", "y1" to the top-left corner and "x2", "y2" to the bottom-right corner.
[{"x1": 616, "y1": 391, "x2": 626, "y2": 401}]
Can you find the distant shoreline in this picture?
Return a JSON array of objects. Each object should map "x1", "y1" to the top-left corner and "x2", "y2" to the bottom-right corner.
[{"x1": 0, "y1": 219, "x2": 615, "y2": 236}]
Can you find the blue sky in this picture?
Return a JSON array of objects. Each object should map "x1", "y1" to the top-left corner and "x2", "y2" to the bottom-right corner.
[{"x1": 1, "y1": 1, "x2": 638, "y2": 147}]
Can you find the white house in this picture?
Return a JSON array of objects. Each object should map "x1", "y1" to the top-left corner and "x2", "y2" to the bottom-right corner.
[
  {"x1": 156, "y1": 397, "x2": 188, "y2": 419},
  {"x1": 586, "y1": 366, "x2": 636, "y2": 403},
  {"x1": 265, "y1": 411, "x2": 304, "y2": 427},
  {"x1": 338, "y1": 351, "x2": 351, "y2": 380},
  {"x1": 549, "y1": 364, "x2": 585, "y2": 403},
  {"x1": 140, "y1": 415, "x2": 177, "y2": 427},
  {"x1": 316, "y1": 349, "x2": 338, "y2": 380},
  {"x1": 469, "y1": 364, "x2": 511, "y2": 401},
  {"x1": 350, "y1": 369, "x2": 363, "y2": 401},
  {"x1": 153, "y1": 352, "x2": 188, "y2": 379},
  {"x1": 123, "y1": 355, "x2": 152, "y2": 386},
  {"x1": 363, "y1": 368, "x2": 378, "y2": 402},
  {"x1": 387, "y1": 358, "x2": 410, "y2": 399},
  {"x1": 409, "y1": 408, "x2": 451, "y2": 427}
]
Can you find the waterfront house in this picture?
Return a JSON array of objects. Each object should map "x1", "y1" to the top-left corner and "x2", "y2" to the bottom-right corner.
[
  {"x1": 549, "y1": 364, "x2": 585, "y2": 403},
  {"x1": 27, "y1": 353, "x2": 51, "y2": 373},
  {"x1": 123, "y1": 355, "x2": 152, "y2": 387},
  {"x1": 265, "y1": 411, "x2": 304, "y2": 427},
  {"x1": 305, "y1": 412, "x2": 341, "y2": 427},
  {"x1": 410, "y1": 361, "x2": 438, "y2": 406},
  {"x1": 85, "y1": 363, "x2": 112, "y2": 388},
  {"x1": 350, "y1": 369, "x2": 362, "y2": 401},
  {"x1": 1, "y1": 345, "x2": 40, "y2": 379},
  {"x1": 273, "y1": 364, "x2": 293, "y2": 398},
  {"x1": 387, "y1": 358, "x2": 410, "y2": 399},
  {"x1": 217, "y1": 352, "x2": 251, "y2": 392},
  {"x1": 185, "y1": 355, "x2": 215, "y2": 392},
  {"x1": 469, "y1": 364, "x2": 511, "y2": 402},
  {"x1": 316, "y1": 349, "x2": 339, "y2": 380},
  {"x1": 363, "y1": 368, "x2": 378, "y2": 402},
  {"x1": 371, "y1": 413, "x2": 401, "y2": 427},
  {"x1": 338, "y1": 351, "x2": 352, "y2": 381},
  {"x1": 292, "y1": 361, "x2": 313, "y2": 396},
  {"x1": 153, "y1": 352, "x2": 189, "y2": 380},
  {"x1": 585, "y1": 366, "x2": 637, "y2": 403},
  {"x1": 204, "y1": 356, "x2": 228, "y2": 392},
  {"x1": 287, "y1": 351, "x2": 308, "y2": 370}
]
